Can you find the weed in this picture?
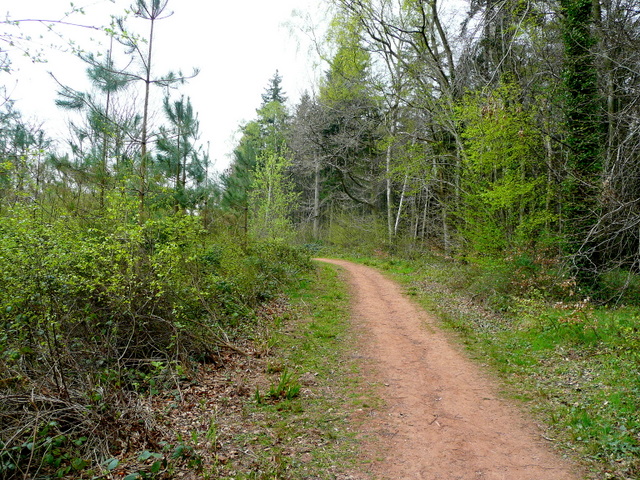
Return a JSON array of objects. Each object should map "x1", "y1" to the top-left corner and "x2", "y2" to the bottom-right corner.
[
  {"x1": 257, "y1": 368, "x2": 301, "y2": 401},
  {"x1": 205, "y1": 415, "x2": 218, "y2": 446}
]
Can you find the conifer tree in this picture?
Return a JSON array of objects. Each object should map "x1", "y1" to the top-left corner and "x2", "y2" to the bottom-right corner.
[
  {"x1": 261, "y1": 70, "x2": 287, "y2": 106},
  {"x1": 55, "y1": 45, "x2": 131, "y2": 208},
  {"x1": 111, "y1": 0, "x2": 198, "y2": 219},
  {"x1": 222, "y1": 72, "x2": 292, "y2": 239},
  {"x1": 156, "y1": 95, "x2": 203, "y2": 211}
]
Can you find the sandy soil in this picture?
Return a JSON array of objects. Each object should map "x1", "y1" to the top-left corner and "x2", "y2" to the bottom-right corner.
[{"x1": 315, "y1": 258, "x2": 585, "y2": 480}]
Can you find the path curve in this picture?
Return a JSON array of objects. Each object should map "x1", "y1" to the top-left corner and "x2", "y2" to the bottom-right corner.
[{"x1": 315, "y1": 258, "x2": 584, "y2": 480}]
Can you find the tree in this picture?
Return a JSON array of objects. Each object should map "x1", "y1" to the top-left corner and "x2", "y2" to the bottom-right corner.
[
  {"x1": 323, "y1": 0, "x2": 465, "y2": 252},
  {"x1": 559, "y1": 0, "x2": 604, "y2": 282},
  {"x1": 0, "y1": 104, "x2": 51, "y2": 209},
  {"x1": 249, "y1": 153, "x2": 298, "y2": 240},
  {"x1": 458, "y1": 82, "x2": 555, "y2": 254},
  {"x1": 55, "y1": 43, "x2": 132, "y2": 208},
  {"x1": 256, "y1": 70, "x2": 290, "y2": 157},
  {"x1": 221, "y1": 72, "x2": 291, "y2": 239},
  {"x1": 220, "y1": 122, "x2": 260, "y2": 242},
  {"x1": 156, "y1": 95, "x2": 204, "y2": 211},
  {"x1": 111, "y1": 0, "x2": 198, "y2": 219},
  {"x1": 261, "y1": 69, "x2": 287, "y2": 105},
  {"x1": 288, "y1": 92, "x2": 327, "y2": 239},
  {"x1": 317, "y1": 11, "x2": 383, "y2": 213}
]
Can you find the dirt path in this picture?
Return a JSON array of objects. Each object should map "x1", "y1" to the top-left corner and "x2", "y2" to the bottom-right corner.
[{"x1": 316, "y1": 258, "x2": 584, "y2": 480}]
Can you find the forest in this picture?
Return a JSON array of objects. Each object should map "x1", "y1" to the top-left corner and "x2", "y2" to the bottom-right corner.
[{"x1": 2, "y1": 0, "x2": 640, "y2": 478}]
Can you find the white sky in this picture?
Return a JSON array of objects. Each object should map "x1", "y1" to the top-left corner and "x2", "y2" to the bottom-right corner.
[{"x1": 2, "y1": 0, "x2": 326, "y2": 174}]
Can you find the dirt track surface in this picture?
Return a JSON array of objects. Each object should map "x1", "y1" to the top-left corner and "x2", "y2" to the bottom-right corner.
[{"x1": 315, "y1": 258, "x2": 584, "y2": 480}]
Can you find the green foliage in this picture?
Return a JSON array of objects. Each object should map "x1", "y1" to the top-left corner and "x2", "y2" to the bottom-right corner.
[
  {"x1": 248, "y1": 153, "x2": 298, "y2": 241},
  {"x1": 256, "y1": 72, "x2": 289, "y2": 157},
  {"x1": 221, "y1": 73, "x2": 291, "y2": 238},
  {"x1": 267, "y1": 368, "x2": 301, "y2": 400},
  {"x1": 0, "y1": 422, "x2": 90, "y2": 479},
  {"x1": 560, "y1": 0, "x2": 602, "y2": 173},
  {"x1": 261, "y1": 70, "x2": 287, "y2": 106},
  {"x1": 156, "y1": 95, "x2": 209, "y2": 211},
  {"x1": 0, "y1": 191, "x2": 312, "y2": 477},
  {"x1": 255, "y1": 368, "x2": 301, "y2": 404},
  {"x1": 458, "y1": 83, "x2": 557, "y2": 254},
  {"x1": 324, "y1": 213, "x2": 388, "y2": 254},
  {"x1": 118, "y1": 442, "x2": 202, "y2": 480},
  {"x1": 559, "y1": 0, "x2": 604, "y2": 281},
  {"x1": 322, "y1": 12, "x2": 372, "y2": 105}
]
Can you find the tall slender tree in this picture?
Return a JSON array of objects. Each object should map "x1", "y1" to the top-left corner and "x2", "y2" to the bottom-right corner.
[
  {"x1": 111, "y1": 0, "x2": 198, "y2": 219},
  {"x1": 55, "y1": 44, "x2": 131, "y2": 208},
  {"x1": 559, "y1": 0, "x2": 604, "y2": 282}
]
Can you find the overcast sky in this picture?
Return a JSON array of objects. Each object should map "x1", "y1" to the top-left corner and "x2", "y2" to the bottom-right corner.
[{"x1": 3, "y1": 0, "x2": 325, "y2": 173}]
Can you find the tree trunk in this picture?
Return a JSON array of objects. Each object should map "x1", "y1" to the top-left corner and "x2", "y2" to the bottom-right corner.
[
  {"x1": 394, "y1": 174, "x2": 408, "y2": 236},
  {"x1": 313, "y1": 155, "x2": 321, "y2": 240},
  {"x1": 139, "y1": 14, "x2": 156, "y2": 221}
]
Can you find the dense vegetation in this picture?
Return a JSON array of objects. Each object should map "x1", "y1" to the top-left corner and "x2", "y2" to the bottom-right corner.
[
  {"x1": 0, "y1": 2, "x2": 313, "y2": 478},
  {"x1": 2, "y1": 0, "x2": 640, "y2": 478}
]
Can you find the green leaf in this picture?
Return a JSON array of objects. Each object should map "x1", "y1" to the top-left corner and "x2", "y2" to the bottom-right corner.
[
  {"x1": 138, "y1": 450, "x2": 162, "y2": 461},
  {"x1": 71, "y1": 458, "x2": 88, "y2": 470},
  {"x1": 138, "y1": 450, "x2": 152, "y2": 461},
  {"x1": 104, "y1": 458, "x2": 119, "y2": 471},
  {"x1": 150, "y1": 460, "x2": 162, "y2": 474}
]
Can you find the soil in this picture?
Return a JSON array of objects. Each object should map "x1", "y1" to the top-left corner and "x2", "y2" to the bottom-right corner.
[{"x1": 316, "y1": 258, "x2": 585, "y2": 480}]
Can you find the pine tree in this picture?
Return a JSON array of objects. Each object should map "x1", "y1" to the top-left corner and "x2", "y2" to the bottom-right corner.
[
  {"x1": 260, "y1": 70, "x2": 287, "y2": 106},
  {"x1": 112, "y1": 0, "x2": 198, "y2": 219},
  {"x1": 256, "y1": 71, "x2": 289, "y2": 157},
  {"x1": 55, "y1": 45, "x2": 131, "y2": 208},
  {"x1": 156, "y1": 95, "x2": 203, "y2": 211}
]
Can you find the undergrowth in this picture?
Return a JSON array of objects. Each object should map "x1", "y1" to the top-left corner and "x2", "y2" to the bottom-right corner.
[{"x1": 0, "y1": 201, "x2": 313, "y2": 479}]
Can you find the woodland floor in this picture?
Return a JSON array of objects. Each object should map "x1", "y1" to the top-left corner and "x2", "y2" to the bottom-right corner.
[{"x1": 317, "y1": 258, "x2": 587, "y2": 480}]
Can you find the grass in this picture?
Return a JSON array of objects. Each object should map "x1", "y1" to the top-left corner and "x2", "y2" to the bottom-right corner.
[
  {"x1": 341, "y1": 252, "x2": 640, "y2": 480},
  {"x1": 221, "y1": 261, "x2": 370, "y2": 479}
]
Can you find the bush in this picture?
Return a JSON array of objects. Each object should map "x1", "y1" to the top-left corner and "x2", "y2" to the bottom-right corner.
[
  {"x1": 324, "y1": 213, "x2": 387, "y2": 255},
  {"x1": 0, "y1": 203, "x2": 311, "y2": 478}
]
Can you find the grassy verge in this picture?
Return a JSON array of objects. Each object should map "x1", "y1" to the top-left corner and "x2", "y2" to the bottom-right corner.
[
  {"x1": 342, "y1": 253, "x2": 640, "y2": 480},
  {"x1": 235, "y1": 261, "x2": 365, "y2": 479},
  {"x1": 86, "y1": 261, "x2": 368, "y2": 480}
]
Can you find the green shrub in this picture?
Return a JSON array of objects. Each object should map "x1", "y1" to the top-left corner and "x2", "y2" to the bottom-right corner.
[{"x1": 0, "y1": 202, "x2": 312, "y2": 478}]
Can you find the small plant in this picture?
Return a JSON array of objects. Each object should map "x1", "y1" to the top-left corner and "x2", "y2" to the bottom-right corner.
[
  {"x1": 171, "y1": 443, "x2": 202, "y2": 469},
  {"x1": 254, "y1": 385, "x2": 264, "y2": 405},
  {"x1": 267, "y1": 368, "x2": 301, "y2": 400},
  {"x1": 137, "y1": 450, "x2": 165, "y2": 478},
  {"x1": 205, "y1": 415, "x2": 218, "y2": 449}
]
